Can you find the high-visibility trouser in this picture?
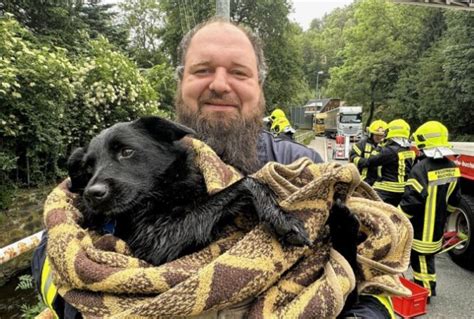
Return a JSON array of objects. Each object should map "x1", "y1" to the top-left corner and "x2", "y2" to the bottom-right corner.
[
  {"x1": 371, "y1": 294, "x2": 396, "y2": 319},
  {"x1": 41, "y1": 257, "x2": 60, "y2": 319},
  {"x1": 411, "y1": 250, "x2": 437, "y2": 296}
]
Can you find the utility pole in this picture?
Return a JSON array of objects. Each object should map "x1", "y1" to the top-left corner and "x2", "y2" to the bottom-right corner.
[
  {"x1": 316, "y1": 71, "x2": 324, "y2": 100},
  {"x1": 216, "y1": 0, "x2": 230, "y2": 21}
]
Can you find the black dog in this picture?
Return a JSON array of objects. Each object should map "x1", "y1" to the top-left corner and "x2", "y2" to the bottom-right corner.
[{"x1": 67, "y1": 116, "x2": 311, "y2": 266}]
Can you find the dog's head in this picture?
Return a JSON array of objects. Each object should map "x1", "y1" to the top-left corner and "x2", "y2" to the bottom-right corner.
[{"x1": 68, "y1": 116, "x2": 195, "y2": 216}]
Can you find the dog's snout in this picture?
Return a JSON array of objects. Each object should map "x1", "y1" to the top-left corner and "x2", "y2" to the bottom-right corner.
[{"x1": 85, "y1": 183, "x2": 109, "y2": 203}]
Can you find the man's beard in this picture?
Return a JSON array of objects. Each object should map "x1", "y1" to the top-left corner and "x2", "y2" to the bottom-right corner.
[{"x1": 175, "y1": 89, "x2": 265, "y2": 175}]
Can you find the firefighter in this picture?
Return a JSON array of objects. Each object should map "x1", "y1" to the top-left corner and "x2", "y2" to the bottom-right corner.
[
  {"x1": 399, "y1": 121, "x2": 461, "y2": 299},
  {"x1": 350, "y1": 120, "x2": 387, "y2": 185},
  {"x1": 358, "y1": 119, "x2": 415, "y2": 206},
  {"x1": 263, "y1": 108, "x2": 285, "y2": 131},
  {"x1": 271, "y1": 116, "x2": 296, "y2": 140},
  {"x1": 263, "y1": 108, "x2": 296, "y2": 140}
]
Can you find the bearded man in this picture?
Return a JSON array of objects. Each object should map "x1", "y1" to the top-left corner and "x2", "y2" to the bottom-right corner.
[
  {"x1": 174, "y1": 18, "x2": 322, "y2": 173},
  {"x1": 32, "y1": 18, "x2": 396, "y2": 319}
]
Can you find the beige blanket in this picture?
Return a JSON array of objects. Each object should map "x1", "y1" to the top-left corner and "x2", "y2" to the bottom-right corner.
[{"x1": 43, "y1": 137, "x2": 412, "y2": 318}]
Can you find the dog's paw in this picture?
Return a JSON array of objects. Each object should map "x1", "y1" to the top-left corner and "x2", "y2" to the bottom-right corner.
[
  {"x1": 268, "y1": 212, "x2": 311, "y2": 247},
  {"x1": 328, "y1": 198, "x2": 360, "y2": 244}
]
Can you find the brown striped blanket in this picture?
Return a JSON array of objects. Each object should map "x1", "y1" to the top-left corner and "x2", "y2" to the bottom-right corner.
[{"x1": 43, "y1": 137, "x2": 413, "y2": 318}]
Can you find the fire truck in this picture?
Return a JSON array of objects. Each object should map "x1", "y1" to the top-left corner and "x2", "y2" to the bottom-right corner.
[{"x1": 446, "y1": 143, "x2": 474, "y2": 270}]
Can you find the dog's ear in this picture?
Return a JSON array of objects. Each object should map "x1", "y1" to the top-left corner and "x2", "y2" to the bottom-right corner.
[
  {"x1": 67, "y1": 147, "x2": 90, "y2": 193},
  {"x1": 133, "y1": 116, "x2": 196, "y2": 143}
]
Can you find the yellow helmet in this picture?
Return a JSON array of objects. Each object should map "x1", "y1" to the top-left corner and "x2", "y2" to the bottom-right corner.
[
  {"x1": 386, "y1": 119, "x2": 410, "y2": 139},
  {"x1": 367, "y1": 120, "x2": 387, "y2": 135},
  {"x1": 412, "y1": 121, "x2": 451, "y2": 149},
  {"x1": 270, "y1": 108, "x2": 286, "y2": 120},
  {"x1": 271, "y1": 117, "x2": 291, "y2": 134}
]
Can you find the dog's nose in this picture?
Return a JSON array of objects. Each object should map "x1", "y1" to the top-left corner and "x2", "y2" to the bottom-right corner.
[{"x1": 85, "y1": 183, "x2": 109, "y2": 203}]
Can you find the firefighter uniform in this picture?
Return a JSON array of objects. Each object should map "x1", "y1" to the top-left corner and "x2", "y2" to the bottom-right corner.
[
  {"x1": 350, "y1": 120, "x2": 387, "y2": 185},
  {"x1": 399, "y1": 121, "x2": 461, "y2": 297},
  {"x1": 358, "y1": 119, "x2": 415, "y2": 206}
]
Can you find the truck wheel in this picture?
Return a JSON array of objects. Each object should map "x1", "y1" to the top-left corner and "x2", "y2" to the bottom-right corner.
[{"x1": 447, "y1": 195, "x2": 474, "y2": 270}]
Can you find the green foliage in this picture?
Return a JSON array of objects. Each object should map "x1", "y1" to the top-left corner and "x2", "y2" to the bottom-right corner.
[
  {"x1": 1, "y1": 16, "x2": 76, "y2": 185},
  {"x1": 0, "y1": 15, "x2": 162, "y2": 191},
  {"x1": 15, "y1": 274, "x2": 46, "y2": 318},
  {"x1": 66, "y1": 36, "x2": 161, "y2": 146},
  {"x1": 144, "y1": 62, "x2": 177, "y2": 114},
  {"x1": 327, "y1": 0, "x2": 431, "y2": 125},
  {"x1": 15, "y1": 274, "x2": 34, "y2": 290},
  {"x1": 0, "y1": 0, "x2": 129, "y2": 52}
]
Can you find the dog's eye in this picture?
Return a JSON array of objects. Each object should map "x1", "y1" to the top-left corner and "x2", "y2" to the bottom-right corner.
[{"x1": 120, "y1": 148, "x2": 135, "y2": 159}]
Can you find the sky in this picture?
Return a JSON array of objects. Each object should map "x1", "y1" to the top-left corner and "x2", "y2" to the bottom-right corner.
[{"x1": 289, "y1": 0, "x2": 354, "y2": 30}]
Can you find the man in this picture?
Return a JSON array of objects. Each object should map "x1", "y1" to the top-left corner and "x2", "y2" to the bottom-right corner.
[
  {"x1": 175, "y1": 25, "x2": 320, "y2": 170},
  {"x1": 33, "y1": 17, "x2": 393, "y2": 318},
  {"x1": 358, "y1": 119, "x2": 415, "y2": 206},
  {"x1": 399, "y1": 121, "x2": 461, "y2": 299},
  {"x1": 263, "y1": 108, "x2": 296, "y2": 140},
  {"x1": 350, "y1": 120, "x2": 387, "y2": 185}
]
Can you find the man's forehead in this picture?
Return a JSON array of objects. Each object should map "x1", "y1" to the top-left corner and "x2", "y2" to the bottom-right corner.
[{"x1": 186, "y1": 23, "x2": 257, "y2": 65}]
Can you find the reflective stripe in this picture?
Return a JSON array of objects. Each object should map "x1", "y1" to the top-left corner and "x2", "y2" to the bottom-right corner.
[
  {"x1": 428, "y1": 167, "x2": 460, "y2": 181},
  {"x1": 422, "y1": 184, "x2": 437, "y2": 243},
  {"x1": 373, "y1": 181, "x2": 405, "y2": 193},
  {"x1": 412, "y1": 238, "x2": 443, "y2": 254},
  {"x1": 360, "y1": 144, "x2": 372, "y2": 180},
  {"x1": 41, "y1": 258, "x2": 59, "y2": 319},
  {"x1": 418, "y1": 256, "x2": 432, "y2": 293},
  {"x1": 398, "y1": 151, "x2": 415, "y2": 184},
  {"x1": 446, "y1": 180, "x2": 458, "y2": 213},
  {"x1": 447, "y1": 204, "x2": 457, "y2": 213},
  {"x1": 353, "y1": 144, "x2": 362, "y2": 156},
  {"x1": 407, "y1": 178, "x2": 423, "y2": 193},
  {"x1": 354, "y1": 157, "x2": 360, "y2": 165},
  {"x1": 371, "y1": 295, "x2": 396, "y2": 319},
  {"x1": 364, "y1": 144, "x2": 372, "y2": 157}
]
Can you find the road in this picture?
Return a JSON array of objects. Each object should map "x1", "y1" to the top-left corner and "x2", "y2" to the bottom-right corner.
[{"x1": 307, "y1": 136, "x2": 474, "y2": 319}]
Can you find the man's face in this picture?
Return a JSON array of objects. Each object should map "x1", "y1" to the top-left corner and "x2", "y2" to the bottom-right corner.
[
  {"x1": 175, "y1": 22, "x2": 265, "y2": 174},
  {"x1": 178, "y1": 22, "x2": 263, "y2": 128},
  {"x1": 372, "y1": 134, "x2": 384, "y2": 144}
]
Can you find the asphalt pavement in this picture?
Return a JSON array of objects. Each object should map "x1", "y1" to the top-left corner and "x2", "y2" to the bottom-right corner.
[{"x1": 307, "y1": 136, "x2": 474, "y2": 319}]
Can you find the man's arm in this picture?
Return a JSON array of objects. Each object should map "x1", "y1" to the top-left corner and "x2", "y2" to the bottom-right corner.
[
  {"x1": 358, "y1": 145, "x2": 395, "y2": 168},
  {"x1": 349, "y1": 140, "x2": 365, "y2": 169}
]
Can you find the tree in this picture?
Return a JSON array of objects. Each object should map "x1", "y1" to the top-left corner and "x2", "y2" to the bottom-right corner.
[
  {"x1": 389, "y1": 10, "x2": 474, "y2": 139},
  {"x1": 327, "y1": 0, "x2": 430, "y2": 125},
  {"x1": 0, "y1": 0, "x2": 128, "y2": 52}
]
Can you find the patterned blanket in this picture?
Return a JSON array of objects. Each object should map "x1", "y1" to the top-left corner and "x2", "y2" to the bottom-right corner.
[{"x1": 43, "y1": 137, "x2": 413, "y2": 318}]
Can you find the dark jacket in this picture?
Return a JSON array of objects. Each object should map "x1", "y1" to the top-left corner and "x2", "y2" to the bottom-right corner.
[
  {"x1": 358, "y1": 140, "x2": 415, "y2": 206},
  {"x1": 257, "y1": 130, "x2": 323, "y2": 166},
  {"x1": 349, "y1": 136, "x2": 380, "y2": 186},
  {"x1": 399, "y1": 156, "x2": 461, "y2": 254}
]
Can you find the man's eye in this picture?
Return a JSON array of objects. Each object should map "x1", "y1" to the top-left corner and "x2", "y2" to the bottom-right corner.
[
  {"x1": 194, "y1": 68, "x2": 211, "y2": 75},
  {"x1": 119, "y1": 148, "x2": 134, "y2": 159},
  {"x1": 231, "y1": 69, "x2": 249, "y2": 78}
]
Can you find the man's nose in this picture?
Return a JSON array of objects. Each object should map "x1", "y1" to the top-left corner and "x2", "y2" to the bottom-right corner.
[{"x1": 209, "y1": 68, "x2": 231, "y2": 94}]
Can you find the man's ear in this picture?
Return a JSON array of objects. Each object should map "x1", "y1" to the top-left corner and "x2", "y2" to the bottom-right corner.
[
  {"x1": 132, "y1": 116, "x2": 196, "y2": 143},
  {"x1": 67, "y1": 147, "x2": 89, "y2": 193}
]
